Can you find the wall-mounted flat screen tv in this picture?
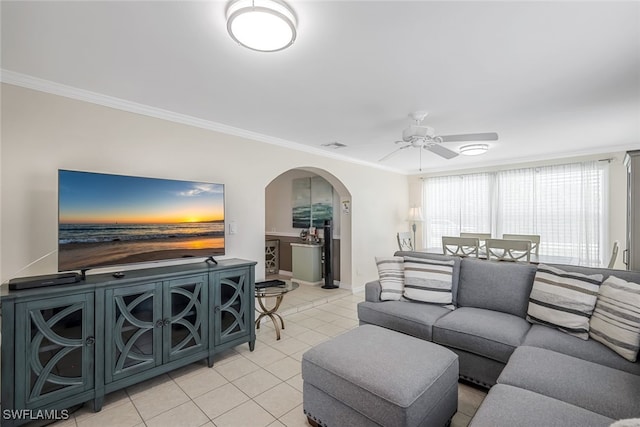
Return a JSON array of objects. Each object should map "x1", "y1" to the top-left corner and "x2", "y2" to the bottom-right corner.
[{"x1": 58, "y1": 170, "x2": 225, "y2": 272}]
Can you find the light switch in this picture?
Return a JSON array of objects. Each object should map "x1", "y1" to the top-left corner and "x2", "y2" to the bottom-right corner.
[{"x1": 229, "y1": 221, "x2": 238, "y2": 235}]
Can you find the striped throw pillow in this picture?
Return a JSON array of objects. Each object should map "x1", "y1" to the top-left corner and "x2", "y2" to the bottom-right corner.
[
  {"x1": 375, "y1": 256, "x2": 405, "y2": 301},
  {"x1": 402, "y1": 257, "x2": 455, "y2": 306},
  {"x1": 589, "y1": 276, "x2": 640, "y2": 362},
  {"x1": 527, "y1": 264, "x2": 603, "y2": 340}
]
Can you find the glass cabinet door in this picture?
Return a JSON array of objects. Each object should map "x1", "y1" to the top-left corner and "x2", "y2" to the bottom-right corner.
[
  {"x1": 213, "y1": 269, "x2": 251, "y2": 345},
  {"x1": 105, "y1": 282, "x2": 162, "y2": 383},
  {"x1": 15, "y1": 293, "x2": 95, "y2": 409},
  {"x1": 164, "y1": 275, "x2": 208, "y2": 362}
]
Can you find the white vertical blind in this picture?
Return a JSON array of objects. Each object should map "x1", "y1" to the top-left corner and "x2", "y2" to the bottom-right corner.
[
  {"x1": 423, "y1": 173, "x2": 491, "y2": 248},
  {"x1": 460, "y1": 173, "x2": 492, "y2": 235},
  {"x1": 423, "y1": 160, "x2": 608, "y2": 266},
  {"x1": 495, "y1": 168, "x2": 536, "y2": 237}
]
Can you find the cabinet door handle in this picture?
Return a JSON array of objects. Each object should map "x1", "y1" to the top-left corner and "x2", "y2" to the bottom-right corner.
[
  {"x1": 155, "y1": 320, "x2": 164, "y2": 328},
  {"x1": 214, "y1": 306, "x2": 221, "y2": 313},
  {"x1": 623, "y1": 249, "x2": 629, "y2": 265},
  {"x1": 85, "y1": 336, "x2": 95, "y2": 346},
  {"x1": 163, "y1": 319, "x2": 171, "y2": 326}
]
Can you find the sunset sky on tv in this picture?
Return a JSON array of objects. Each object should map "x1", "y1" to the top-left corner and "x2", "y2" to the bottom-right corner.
[{"x1": 59, "y1": 170, "x2": 224, "y2": 224}]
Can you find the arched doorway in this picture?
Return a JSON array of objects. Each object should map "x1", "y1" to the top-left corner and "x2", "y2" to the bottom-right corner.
[{"x1": 264, "y1": 167, "x2": 352, "y2": 289}]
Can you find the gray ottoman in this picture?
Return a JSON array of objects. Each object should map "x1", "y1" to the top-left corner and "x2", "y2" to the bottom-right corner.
[{"x1": 302, "y1": 325, "x2": 459, "y2": 427}]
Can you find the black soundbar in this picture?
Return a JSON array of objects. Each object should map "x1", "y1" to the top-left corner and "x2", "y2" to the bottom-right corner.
[
  {"x1": 255, "y1": 279, "x2": 286, "y2": 289},
  {"x1": 8, "y1": 272, "x2": 82, "y2": 290}
]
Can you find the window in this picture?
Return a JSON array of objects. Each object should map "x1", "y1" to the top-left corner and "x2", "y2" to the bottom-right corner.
[
  {"x1": 422, "y1": 161, "x2": 608, "y2": 266},
  {"x1": 424, "y1": 173, "x2": 492, "y2": 246}
]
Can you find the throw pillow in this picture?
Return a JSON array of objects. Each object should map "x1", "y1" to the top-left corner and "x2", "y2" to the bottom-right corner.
[
  {"x1": 402, "y1": 256, "x2": 455, "y2": 307},
  {"x1": 375, "y1": 256, "x2": 404, "y2": 301},
  {"x1": 527, "y1": 264, "x2": 603, "y2": 340},
  {"x1": 589, "y1": 276, "x2": 640, "y2": 362},
  {"x1": 610, "y1": 419, "x2": 640, "y2": 427}
]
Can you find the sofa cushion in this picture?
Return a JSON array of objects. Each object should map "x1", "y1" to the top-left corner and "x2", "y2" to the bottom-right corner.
[
  {"x1": 527, "y1": 264, "x2": 603, "y2": 340},
  {"x1": 357, "y1": 300, "x2": 451, "y2": 341},
  {"x1": 497, "y1": 346, "x2": 640, "y2": 420},
  {"x1": 469, "y1": 384, "x2": 614, "y2": 427},
  {"x1": 395, "y1": 251, "x2": 462, "y2": 305},
  {"x1": 433, "y1": 307, "x2": 530, "y2": 363},
  {"x1": 589, "y1": 275, "x2": 640, "y2": 362},
  {"x1": 403, "y1": 256, "x2": 455, "y2": 306},
  {"x1": 523, "y1": 324, "x2": 640, "y2": 376},
  {"x1": 375, "y1": 256, "x2": 405, "y2": 301},
  {"x1": 457, "y1": 258, "x2": 536, "y2": 317}
]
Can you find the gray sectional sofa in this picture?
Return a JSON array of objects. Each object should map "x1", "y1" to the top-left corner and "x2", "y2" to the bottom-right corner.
[{"x1": 357, "y1": 251, "x2": 640, "y2": 426}]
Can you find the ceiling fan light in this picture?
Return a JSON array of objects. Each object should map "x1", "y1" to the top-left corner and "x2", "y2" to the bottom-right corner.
[
  {"x1": 459, "y1": 144, "x2": 489, "y2": 156},
  {"x1": 226, "y1": 0, "x2": 297, "y2": 52}
]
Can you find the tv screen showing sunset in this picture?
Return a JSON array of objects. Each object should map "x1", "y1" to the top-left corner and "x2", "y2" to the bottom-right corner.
[{"x1": 58, "y1": 170, "x2": 225, "y2": 271}]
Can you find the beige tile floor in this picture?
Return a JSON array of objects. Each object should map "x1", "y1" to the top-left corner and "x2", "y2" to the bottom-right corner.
[{"x1": 51, "y1": 284, "x2": 486, "y2": 427}]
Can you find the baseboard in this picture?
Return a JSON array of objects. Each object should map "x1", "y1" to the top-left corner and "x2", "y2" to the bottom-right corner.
[
  {"x1": 349, "y1": 283, "x2": 365, "y2": 294},
  {"x1": 295, "y1": 279, "x2": 324, "y2": 286}
]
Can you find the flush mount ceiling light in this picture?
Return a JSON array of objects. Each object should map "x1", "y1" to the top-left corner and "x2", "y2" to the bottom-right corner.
[
  {"x1": 226, "y1": 0, "x2": 297, "y2": 52},
  {"x1": 459, "y1": 144, "x2": 489, "y2": 156}
]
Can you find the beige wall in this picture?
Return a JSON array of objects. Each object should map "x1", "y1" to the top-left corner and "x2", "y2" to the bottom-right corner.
[
  {"x1": 0, "y1": 84, "x2": 409, "y2": 288},
  {"x1": 409, "y1": 154, "x2": 628, "y2": 268}
]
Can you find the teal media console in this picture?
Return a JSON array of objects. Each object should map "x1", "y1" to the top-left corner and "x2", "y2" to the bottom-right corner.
[{"x1": 0, "y1": 259, "x2": 256, "y2": 426}]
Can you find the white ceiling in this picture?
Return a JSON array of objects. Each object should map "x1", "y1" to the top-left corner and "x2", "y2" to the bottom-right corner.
[{"x1": 2, "y1": 1, "x2": 639, "y2": 174}]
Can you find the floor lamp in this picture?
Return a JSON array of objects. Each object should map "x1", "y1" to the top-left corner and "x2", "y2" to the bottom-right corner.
[{"x1": 408, "y1": 206, "x2": 423, "y2": 250}]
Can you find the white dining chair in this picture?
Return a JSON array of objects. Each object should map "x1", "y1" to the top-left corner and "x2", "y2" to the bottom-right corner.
[
  {"x1": 460, "y1": 232, "x2": 491, "y2": 252},
  {"x1": 607, "y1": 241, "x2": 619, "y2": 268},
  {"x1": 397, "y1": 232, "x2": 414, "y2": 251},
  {"x1": 460, "y1": 232, "x2": 491, "y2": 241},
  {"x1": 442, "y1": 236, "x2": 480, "y2": 257},
  {"x1": 502, "y1": 234, "x2": 540, "y2": 256},
  {"x1": 486, "y1": 238, "x2": 532, "y2": 263}
]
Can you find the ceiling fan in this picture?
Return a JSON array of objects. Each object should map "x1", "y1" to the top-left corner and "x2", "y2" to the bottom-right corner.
[{"x1": 380, "y1": 111, "x2": 499, "y2": 165}]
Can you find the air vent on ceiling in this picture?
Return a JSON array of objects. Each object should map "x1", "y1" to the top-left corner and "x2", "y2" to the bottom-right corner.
[{"x1": 321, "y1": 142, "x2": 347, "y2": 149}]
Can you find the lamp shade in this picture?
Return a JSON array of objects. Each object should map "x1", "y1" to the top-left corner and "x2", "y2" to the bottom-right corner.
[
  {"x1": 408, "y1": 206, "x2": 423, "y2": 222},
  {"x1": 226, "y1": 0, "x2": 297, "y2": 52}
]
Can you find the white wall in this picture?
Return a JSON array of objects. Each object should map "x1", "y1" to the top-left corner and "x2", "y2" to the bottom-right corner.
[
  {"x1": 608, "y1": 156, "x2": 627, "y2": 268},
  {"x1": 409, "y1": 153, "x2": 628, "y2": 268},
  {"x1": 0, "y1": 84, "x2": 409, "y2": 287}
]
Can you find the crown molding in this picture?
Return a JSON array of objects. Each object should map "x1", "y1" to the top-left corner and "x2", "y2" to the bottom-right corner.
[
  {"x1": 412, "y1": 144, "x2": 639, "y2": 176},
  {"x1": 1, "y1": 69, "x2": 407, "y2": 175}
]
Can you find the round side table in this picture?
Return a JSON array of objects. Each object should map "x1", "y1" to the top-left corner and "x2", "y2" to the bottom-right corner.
[{"x1": 255, "y1": 281, "x2": 299, "y2": 340}]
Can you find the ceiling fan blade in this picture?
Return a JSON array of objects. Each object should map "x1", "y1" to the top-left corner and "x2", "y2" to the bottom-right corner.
[
  {"x1": 379, "y1": 145, "x2": 411, "y2": 161},
  {"x1": 437, "y1": 132, "x2": 498, "y2": 142},
  {"x1": 426, "y1": 144, "x2": 459, "y2": 159}
]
